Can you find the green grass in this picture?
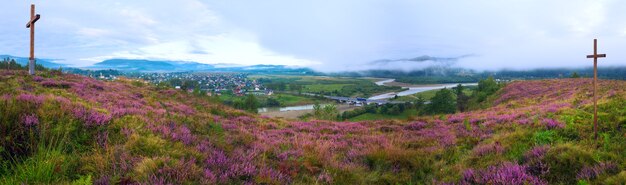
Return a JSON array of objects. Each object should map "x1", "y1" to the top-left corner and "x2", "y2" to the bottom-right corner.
[
  {"x1": 268, "y1": 94, "x2": 322, "y2": 106},
  {"x1": 220, "y1": 93, "x2": 328, "y2": 107},
  {"x1": 304, "y1": 84, "x2": 351, "y2": 92},
  {"x1": 390, "y1": 88, "x2": 474, "y2": 102},
  {"x1": 1, "y1": 145, "x2": 76, "y2": 184},
  {"x1": 250, "y1": 75, "x2": 402, "y2": 97},
  {"x1": 349, "y1": 109, "x2": 419, "y2": 121}
]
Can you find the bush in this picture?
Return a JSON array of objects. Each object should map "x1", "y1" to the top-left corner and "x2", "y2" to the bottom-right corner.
[
  {"x1": 364, "y1": 149, "x2": 434, "y2": 183},
  {"x1": 542, "y1": 144, "x2": 596, "y2": 184}
]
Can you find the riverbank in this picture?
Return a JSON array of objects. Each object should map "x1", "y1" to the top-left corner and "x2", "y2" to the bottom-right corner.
[{"x1": 368, "y1": 78, "x2": 477, "y2": 100}]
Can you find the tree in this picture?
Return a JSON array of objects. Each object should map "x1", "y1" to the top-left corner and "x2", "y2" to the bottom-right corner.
[
  {"x1": 475, "y1": 76, "x2": 499, "y2": 102},
  {"x1": 414, "y1": 95, "x2": 426, "y2": 108},
  {"x1": 571, "y1": 72, "x2": 580, "y2": 78},
  {"x1": 243, "y1": 94, "x2": 259, "y2": 113},
  {"x1": 265, "y1": 98, "x2": 280, "y2": 107},
  {"x1": 193, "y1": 85, "x2": 203, "y2": 96},
  {"x1": 388, "y1": 105, "x2": 401, "y2": 115},
  {"x1": 322, "y1": 104, "x2": 338, "y2": 120},
  {"x1": 312, "y1": 103, "x2": 338, "y2": 120},
  {"x1": 427, "y1": 88, "x2": 456, "y2": 114},
  {"x1": 455, "y1": 84, "x2": 469, "y2": 112},
  {"x1": 313, "y1": 103, "x2": 322, "y2": 117}
]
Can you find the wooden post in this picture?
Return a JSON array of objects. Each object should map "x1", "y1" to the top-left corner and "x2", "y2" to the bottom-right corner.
[
  {"x1": 586, "y1": 39, "x2": 606, "y2": 140},
  {"x1": 26, "y1": 4, "x2": 41, "y2": 75}
]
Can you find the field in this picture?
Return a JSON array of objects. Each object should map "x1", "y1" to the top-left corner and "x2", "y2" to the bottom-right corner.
[
  {"x1": 220, "y1": 92, "x2": 325, "y2": 107},
  {"x1": 250, "y1": 75, "x2": 402, "y2": 97},
  {"x1": 1, "y1": 70, "x2": 625, "y2": 184},
  {"x1": 348, "y1": 109, "x2": 419, "y2": 121},
  {"x1": 389, "y1": 87, "x2": 474, "y2": 102}
]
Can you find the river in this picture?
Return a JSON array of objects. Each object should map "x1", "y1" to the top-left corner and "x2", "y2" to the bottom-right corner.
[
  {"x1": 258, "y1": 104, "x2": 328, "y2": 113},
  {"x1": 368, "y1": 79, "x2": 477, "y2": 100},
  {"x1": 257, "y1": 78, "x2": 477, "y2": 115}
]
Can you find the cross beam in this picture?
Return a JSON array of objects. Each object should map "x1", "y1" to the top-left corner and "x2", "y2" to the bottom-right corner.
[
  {"x1": 25, "y1": 4, "x2": 41, "y2": 75},
  {"x1": 586, "y1": 39, "x2": 606, "y2": 140}
]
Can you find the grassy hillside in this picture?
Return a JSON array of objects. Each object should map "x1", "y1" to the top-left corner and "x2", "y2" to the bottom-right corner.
[{"x1": 0, "y1": 70, "x2": 624, "y2": 184}]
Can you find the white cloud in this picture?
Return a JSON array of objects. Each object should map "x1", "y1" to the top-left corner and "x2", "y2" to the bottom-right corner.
[
  {"x1": 81, "y1": 33, "x2": 320, "y2": 66},
  {"x1": 1, "y1": 0, "x2": 626, "y2": 71}
]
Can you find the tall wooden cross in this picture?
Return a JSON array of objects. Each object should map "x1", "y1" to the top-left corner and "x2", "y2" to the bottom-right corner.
[
  {"x1": 25, "y1": 4, "x2": 41, "y2": 75},
  {"x1": 586, "y1": 39, "x2": 606, "y2": 140}
]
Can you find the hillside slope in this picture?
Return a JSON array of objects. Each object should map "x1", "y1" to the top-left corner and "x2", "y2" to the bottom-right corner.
[{"x1": 0, "y1": 70, "x2": 624, "y2": 184}]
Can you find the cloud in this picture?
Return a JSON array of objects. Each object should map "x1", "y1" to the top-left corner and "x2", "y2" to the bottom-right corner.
[{"x1": 1, "y1": 0, "x2": 625, "y2": 71}]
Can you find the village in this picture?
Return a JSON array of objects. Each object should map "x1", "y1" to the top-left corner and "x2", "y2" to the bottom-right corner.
[{"x1": 133, "y1": 72, "x2": 272, "y2": 96}]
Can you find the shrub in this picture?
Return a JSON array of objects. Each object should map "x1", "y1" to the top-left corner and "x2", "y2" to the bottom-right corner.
[
  {"x1": 577, "y1": 162, "x2": 619, "y2": 181},
  {"x1": 459, "y1": 162, "x2": 546, "y2": 185},
  {"x1": 542, "y1": 144, "x2": 597, "y2": 184}
]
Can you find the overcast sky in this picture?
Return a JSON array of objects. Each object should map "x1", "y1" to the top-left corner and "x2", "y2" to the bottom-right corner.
[{"x1": 1, "y1": 0, "x2": 625, "y2": 71}]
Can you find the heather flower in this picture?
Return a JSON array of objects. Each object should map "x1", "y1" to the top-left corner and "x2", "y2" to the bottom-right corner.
[
  {"x1": 121, "y1": 127, "x2": 133, "y2": 138},
  {"x1": 73, "y1": 106, "x2": 111, "y2": 127},
  {"x1": 523, "y1": 146, "x2": 549, "y2": 161},
  {"x1": 470, "y1": 118, "x2": 481, "y2": 124},
  {"x1": 472, "y1": 142, "x2": 504, "y2": 157},
  {"x1": 96, "y1": 131, "x2": 108, "y2": 149},
  {"x1": 258, "y1": 167, "x2": 291, "y2": 184},
  {"x1": 84, "y1": 111, "x2": 112, "y2": 127},
  {"x1": 577, "y1": 162, "x2": 619, "y2": 180},
  {"x1": 16, "y1": 93, "x2": 44, "y2": 105},
  {"x1": 522, "y1": 146, "x2": 550, "y2": 176},
  {"x1": 542, "y1": 118, "x2": 564, "y2": 130},
  {"x1": 40, "y1": 79, "x2": 72, "y2": 88},
  {"x1": 404, "y1": 121, "x2": 427, "y2": 131},
  {"x1": 203, "y1": 169, "x2": 217, "y2": 183},
  {"x1": 460, "y1": 163, "x2": 547, "y2": 185},
  {"x1": 93, "y1": 175, "x2": 111, "y2": 185},
  {"x1": 517, "y1": 118, "x2": 531, "y2": 125},
  {"x1": 317, "y1": 171, "x2": 333, "y2": 184},
  {"x1": 32, "y1": 76, "x2": 44, "y2": 82},
  {"x1": 447, "y1": 115, "x2": 464, "y2": 123},
  {"x1": 22, "y1": 114, "x2": 39, "y2": 127}
]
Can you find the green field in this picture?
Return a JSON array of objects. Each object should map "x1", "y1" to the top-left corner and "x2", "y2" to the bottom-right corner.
[
  {"x1": 390, "y1": 87, "x2": 475, "y2": 102},
  {"x1": 250, "y1": 75, "x2": 401, "y2": 97},
  {"x1": 263, "y1": 93, "x2": 325, "y2": 106},
  {"x1": 220, "y1": 92, "x2": 327, "y2": 107},
  {"x1": 349, "y1": 109, "x2": 419, "y2": 121},
  {"x1": 304, "y1": 84, "x2": 351, "y2": 92}
]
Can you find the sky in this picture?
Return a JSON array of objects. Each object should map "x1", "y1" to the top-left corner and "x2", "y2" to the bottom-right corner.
[{"x1": 1, "y1": 0, "x2": 626, "y2": 72}]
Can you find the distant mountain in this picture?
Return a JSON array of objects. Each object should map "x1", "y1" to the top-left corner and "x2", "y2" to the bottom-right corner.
[
  {"x1": 0, "y1": 55, "x2": 67, "y2": 69},
  {"x1": 89, "y1": 59, "x2": 314, "y2": 74},
  {"x1": 90, "y1": 59, "x2": 214, "y2": 72}
]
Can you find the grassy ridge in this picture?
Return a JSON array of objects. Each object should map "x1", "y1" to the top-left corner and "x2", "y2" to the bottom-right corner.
[{"x1": 0, "y1": 70, "x2": 624, "y2": 184}]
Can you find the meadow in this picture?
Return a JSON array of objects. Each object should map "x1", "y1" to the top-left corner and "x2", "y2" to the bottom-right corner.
[
  {"x1": 250, "y1": 75, "x2": 402, "y2": 97},
  {"x1": 0, "y1": 70, "x2": 624, "y2": 184},
  {"x1": 220, "y1": 93, "x2": 326, "y2": 108}
]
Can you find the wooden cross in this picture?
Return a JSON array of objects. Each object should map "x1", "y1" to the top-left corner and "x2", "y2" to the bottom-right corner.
[
  {"x1": 586, "y1": 39, "x2": 606, "y2": 140},
  {"x1": 25, "y1": 4, "x2": 41, "y2": 75}
]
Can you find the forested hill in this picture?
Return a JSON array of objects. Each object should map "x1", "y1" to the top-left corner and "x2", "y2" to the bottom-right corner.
[{"x1": 0, "y1": 69, "x2": 624, "y2": 184}]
